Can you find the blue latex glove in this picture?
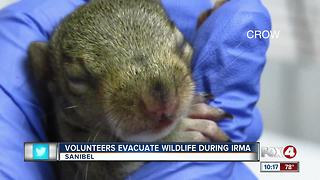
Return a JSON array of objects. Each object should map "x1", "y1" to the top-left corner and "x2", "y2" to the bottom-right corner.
[
  {"x1": 161, "y1": 0, "x2": 270, "y2": 142},
  {"x1": 0, "y1": 0, "x2": 87, "y2": 179},
  {"x1": 0, "y1": 0, "x2": 270, "y2": 179}
]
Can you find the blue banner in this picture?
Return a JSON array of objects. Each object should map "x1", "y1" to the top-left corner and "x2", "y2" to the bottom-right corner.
[{"x1": 59, "y1": 142, "x2": 259, "y2": 153}]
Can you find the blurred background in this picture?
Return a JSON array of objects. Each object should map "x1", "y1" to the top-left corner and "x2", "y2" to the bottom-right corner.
[
  {"x1": 250, "y1": 0, "x2": 320, "y2": 179},
  {"x1": 260, "y1": 0, "x2": 319, "y2": 144},
  {"x1": 0, "y1": 0, "x2": 16, "y2": 9},
  {"x1": 1, "y1": 0, "x2": 319, "y2": 179}
]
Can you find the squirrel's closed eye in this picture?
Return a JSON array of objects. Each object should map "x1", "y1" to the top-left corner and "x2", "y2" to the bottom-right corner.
[
  {"x1": 67, "y1": 76, "x2": 89, "y2": 95},
  {"x1": 64, "y1": 60, "x2": 91, "y2": 95}
]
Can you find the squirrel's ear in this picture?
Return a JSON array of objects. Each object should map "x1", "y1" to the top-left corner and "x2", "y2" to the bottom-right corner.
[{"x1": 28, "y1": 42, "x2": 49, "y2": 82}]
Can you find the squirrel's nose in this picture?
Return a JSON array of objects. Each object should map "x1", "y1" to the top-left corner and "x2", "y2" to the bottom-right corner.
[
  {"x1": 143, "y1": 98, "x2": 179, "y2": 122},
  {"x1": 141, "y1": 79, "x2": 179, "y2": 121}
]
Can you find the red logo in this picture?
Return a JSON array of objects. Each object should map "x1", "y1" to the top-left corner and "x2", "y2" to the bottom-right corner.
[{"x1": 283, "y1": 145, "x2": 297, "y2": 159}]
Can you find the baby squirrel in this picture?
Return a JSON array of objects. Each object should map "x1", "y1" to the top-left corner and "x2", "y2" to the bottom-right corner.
[{"x1": 28, "y1": 0, "x2": 229, "y2": 179}]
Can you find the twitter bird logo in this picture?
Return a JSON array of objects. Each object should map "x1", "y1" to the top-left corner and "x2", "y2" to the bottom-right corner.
[
  {"x1": 33, "y1": 144, "x2": 49, "y2": 160},
  {"x1": 36, "y1": 147, "x2": 46, "y2": 156}
]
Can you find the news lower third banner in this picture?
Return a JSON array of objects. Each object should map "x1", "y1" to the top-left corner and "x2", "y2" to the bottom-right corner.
[{"x1": 24, "y1": 142, "x2": 259, "y2": 161}]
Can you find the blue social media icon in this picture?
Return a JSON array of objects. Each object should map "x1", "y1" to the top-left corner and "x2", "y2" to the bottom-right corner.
[{"x1": 33, "y1": 144, "x2": 49, "y2": 160}]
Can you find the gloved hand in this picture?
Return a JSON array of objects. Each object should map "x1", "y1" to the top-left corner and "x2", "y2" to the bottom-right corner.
[
  {"x1": 0, "y1": 1, "x2": 87, "y2": 179},
  {"x1": 162, "y1": 0, "x2": 271, "y2": 143},
  {"x1": 0, "y1": 0, "x2": 271, "y2": 179}
]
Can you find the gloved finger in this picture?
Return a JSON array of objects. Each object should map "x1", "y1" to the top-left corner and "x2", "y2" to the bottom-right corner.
[
  {"x1": 178, "y1": 118, "x2": 230, "y2": 142},
  {"x1": 189, "y1": 103, "x2": 233, "y2": 121}
]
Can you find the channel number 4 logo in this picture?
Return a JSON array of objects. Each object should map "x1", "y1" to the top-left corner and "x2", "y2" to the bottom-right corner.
[
  {"x1": 33, "y1": 144, "x2": 49, "y2": 160},
  {"x1": 261, "y1": 145, "x2": 297, "y2": 159},
  {"x1": 283, "y1": 145, "x2": 297, "y2": 159}
]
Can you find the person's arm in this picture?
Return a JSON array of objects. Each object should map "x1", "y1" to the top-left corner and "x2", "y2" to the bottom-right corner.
[
  {"x1": 191, "y1": 0, "x2": 271, "y2": 142},
  {"x1": 162, "y1": 0, "x2": 271, "y2": 142},
  {"x1": 0, "y1": 1, "x2": 87, "y2": 179}
]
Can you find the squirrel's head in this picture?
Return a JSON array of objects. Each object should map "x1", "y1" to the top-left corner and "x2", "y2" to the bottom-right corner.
[{"x1": 29, "y1": 0, "x2": 194, "y2": 142}]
